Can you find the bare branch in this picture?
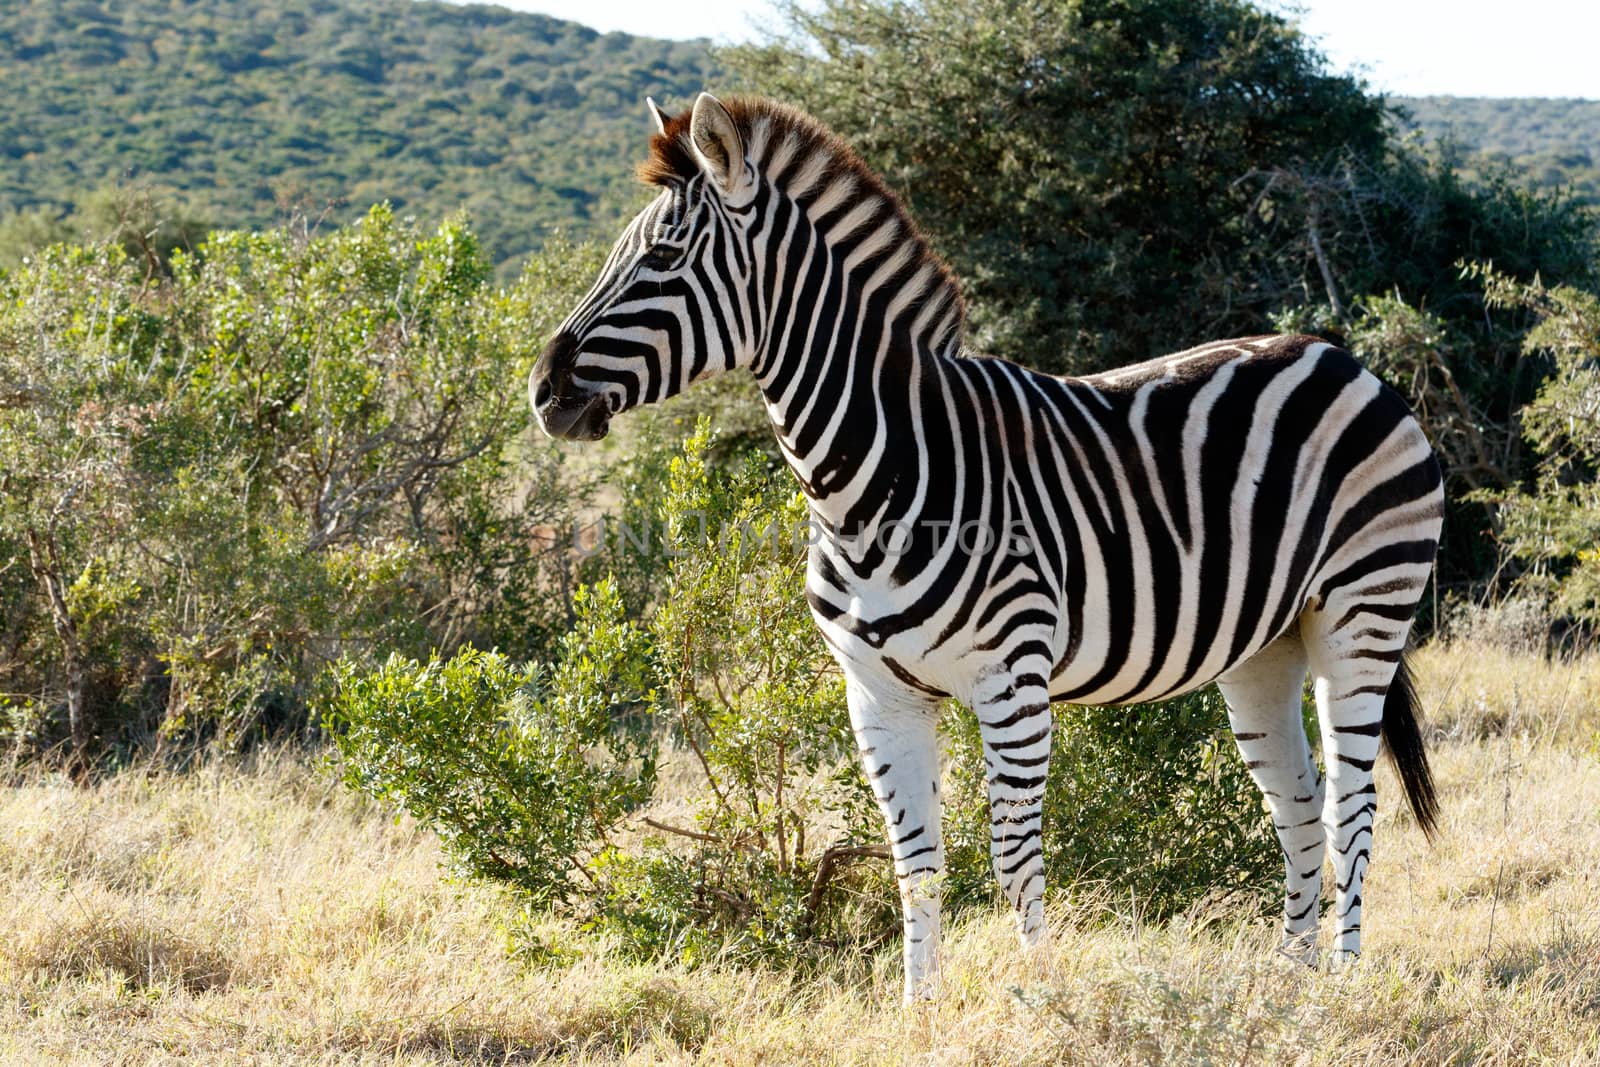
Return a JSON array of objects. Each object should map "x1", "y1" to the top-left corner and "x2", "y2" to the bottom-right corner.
[
  {"x1": 803, "y1": 843, "x2": 891, "y2": 934},
  {"x1": 640, "y1": 816, "x2": 724, "y2": 844}
]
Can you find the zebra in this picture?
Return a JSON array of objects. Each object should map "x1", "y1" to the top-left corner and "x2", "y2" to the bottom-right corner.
[{"x1": 530, "y1": 92, "x2": 1444, "y2": 1001}]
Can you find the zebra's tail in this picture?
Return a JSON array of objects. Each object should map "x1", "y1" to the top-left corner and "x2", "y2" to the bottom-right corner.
[{"x1": 1381, "y1": 652, "x2": 1440, "y2": 841}]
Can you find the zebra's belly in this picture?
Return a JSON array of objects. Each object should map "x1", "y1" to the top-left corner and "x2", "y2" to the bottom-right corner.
[
  {"x1": 829, "y1": 570, "x2": 1308, "y2": 710},
  {"x1": 814, "y1": 528, "x2": 1316, "y2": 709},
  {"x1": 1042, "y1": 637, "x2": 1257, "y2": 707},
  {"x1": 1034, "y1": 561, "x2": 1312, "y2": 708}
]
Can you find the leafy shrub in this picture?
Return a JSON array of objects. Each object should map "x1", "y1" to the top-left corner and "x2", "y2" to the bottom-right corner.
[
  {"x1": 595, "y1": 422, "x2": 890, "y2": 961},
  {"x1": 324, "y1": 422, "x2": 894, "y2": 960},
  {"x1": 1470, "y1": 266, "x2": 1600, "y2": 627},
  {"x1": 0, "y1": 240, "x2": 167, "y2": 767},
  {"x1": 325, "y1": 581, "x2": 656, "y2": 907},
  {"x1": 944, "y1": 688, "x2": 1283, "y2": 923},
  {"x1": 1270, "y1": 157, "x2": 1597, "y2": 594},
  {"x1": 0, "y1": 210, "x2": 601, "y2": 769}
]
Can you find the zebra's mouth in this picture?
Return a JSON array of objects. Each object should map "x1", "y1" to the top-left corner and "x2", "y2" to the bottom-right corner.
[{"x1": 538, "y1": 392, "x2": 611, "y2": 442}]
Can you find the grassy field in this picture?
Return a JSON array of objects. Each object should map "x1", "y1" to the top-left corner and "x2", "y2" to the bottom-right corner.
[{"x1": 3, "y1": 640, "x2": 1599, "y2": 1065}]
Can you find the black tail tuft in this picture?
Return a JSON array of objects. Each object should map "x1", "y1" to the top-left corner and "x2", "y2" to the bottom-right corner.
[{"x1": 1382, "y1": 653, "x2": 1439, "y2": 841}]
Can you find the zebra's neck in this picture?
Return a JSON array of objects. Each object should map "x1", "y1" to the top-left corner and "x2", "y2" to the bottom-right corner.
[
  {"x1": 694, "y1": 100, "x2": 971, "y2": 535},
  {"x1": 749, "y1": 216, "x2": 965, "y2": 537}
]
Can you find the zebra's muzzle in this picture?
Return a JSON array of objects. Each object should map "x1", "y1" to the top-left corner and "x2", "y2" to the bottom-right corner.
[
  {"x1": 537, "y1": 392, "x2": 610, "y2": 441},
  {"x1": 531, "y1": 330, "x2": 611, "y2": 441}
]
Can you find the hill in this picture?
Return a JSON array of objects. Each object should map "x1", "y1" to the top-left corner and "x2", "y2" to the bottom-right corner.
[
  {"x1": 1, "y1": 1, "x2": 1596, "y2": 276},
  {"x1": 0, "y1": 0, "x2": 715, "y2": 272},
  {"x1": 1396, "y1": 95, "x2": 1600, "y2": 203}
]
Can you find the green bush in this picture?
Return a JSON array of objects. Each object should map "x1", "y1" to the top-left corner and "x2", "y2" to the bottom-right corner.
[
  {"x1": 325, "y1": 581, "x2": 657, "y2": 907},
  {"x1": 0, "y1": 209, "x2": 601, "y2": 769},
  {"x1": 596, "y1": 422, "x2": 890, "y2": 961},
  {"x1": 1469, "y1": 265, "x2": 1600, "y2": 626},
  {"x1": 725, "y1": 0, "x2": 1393, "y2": 372},
  {"x1": 0, "y1": 211, "x2": 1304, "y2": 961},
  {"x1": 944, "y1": 688, "x2": 1282, "y2": 922},
  {"x1": 327, "y1": 423, "x2": 897, "y2": 962}
]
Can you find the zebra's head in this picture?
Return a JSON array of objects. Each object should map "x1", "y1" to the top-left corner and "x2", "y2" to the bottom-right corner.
[{"x1": 531, "y1": 93, "x2": 759, "y2": 441}]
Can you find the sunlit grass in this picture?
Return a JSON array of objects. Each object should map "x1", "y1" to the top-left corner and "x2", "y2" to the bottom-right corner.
[{"x1": 3, "y1": 640, "x2": 1599, "y2": 1064}]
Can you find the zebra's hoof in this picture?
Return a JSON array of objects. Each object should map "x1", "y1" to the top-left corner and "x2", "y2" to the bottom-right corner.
[
  {"x1": 1016, "y1": 917, "x2": 1048, "y2": 952},
  {"x1": 1324, "y1": 949, "x2": 1361, "y2": 972},
  {"x1": 1275, "y1": 939, "x2": 1318, "y2": 968}
]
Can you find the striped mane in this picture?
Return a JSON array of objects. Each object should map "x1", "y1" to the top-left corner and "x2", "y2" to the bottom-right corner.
[{"x1": 640, "y1": 96, "x2": 968, "y2": 345}]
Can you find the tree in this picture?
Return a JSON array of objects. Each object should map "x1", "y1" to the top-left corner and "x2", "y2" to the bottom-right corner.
[
  {"x1": 724, "y1": 0, "x2": 1391, "y2": 371},
  {"x1": 0, "y1": 242, "x2": 163, "y2": 774},
  {"x1": 1468, "y1": 265, "x2": 1600, "y2": 628},
  {"x1": 725, "y1": 0, "x2": 1599, "y2": 594}
]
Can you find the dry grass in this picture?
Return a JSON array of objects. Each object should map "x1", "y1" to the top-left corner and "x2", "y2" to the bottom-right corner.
[
  {"x1": 4, "y1": 640, "x2": 1600, "y2": 1064},
  {"x1": 1413, "y1": 637, "x2": 1600, "y2": 743}
]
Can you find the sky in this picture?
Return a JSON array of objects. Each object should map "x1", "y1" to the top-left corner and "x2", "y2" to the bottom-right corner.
[{"x1": 467, "y1": 0, "x2": 1600, "y2": 99}]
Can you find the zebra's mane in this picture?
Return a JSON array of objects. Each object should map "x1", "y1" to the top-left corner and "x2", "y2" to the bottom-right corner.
[{"x1": 641, "y1": 96, "x2": 967, "y2": 345}]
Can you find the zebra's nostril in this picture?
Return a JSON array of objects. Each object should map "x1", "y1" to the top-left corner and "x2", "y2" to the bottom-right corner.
[{"x1": 535, "y1": 378, "x2": 552, "y2": 408}]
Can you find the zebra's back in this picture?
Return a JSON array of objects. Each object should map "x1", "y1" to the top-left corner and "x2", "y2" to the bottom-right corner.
[{"x1": 979, "y1": 334, "x2": 1443, "y2": 706}]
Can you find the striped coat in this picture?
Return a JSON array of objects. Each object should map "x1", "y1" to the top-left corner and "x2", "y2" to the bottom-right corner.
[{"x1": 532, "y1": 93, "x2": 1443, "y2": 1000}]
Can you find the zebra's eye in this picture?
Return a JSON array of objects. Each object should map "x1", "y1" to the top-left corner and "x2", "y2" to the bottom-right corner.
[{"x1": 640, "y1": 244, "x2": 682, "y2": 272}]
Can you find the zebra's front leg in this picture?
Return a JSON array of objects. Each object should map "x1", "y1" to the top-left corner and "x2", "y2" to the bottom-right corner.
[
  {"x1": 845, "y1": 674, "x2": 945, "y2": 1002},
  {"x1": 972, "y1": 652, "x2": 1053, "y2": 950}
]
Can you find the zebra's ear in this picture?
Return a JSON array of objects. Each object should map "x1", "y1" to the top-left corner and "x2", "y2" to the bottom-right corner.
[
  {"x1": 646, "y1": 96, "x2": 672, "y2": 137},
  {"x1": 689, "y1": 92, "x2": 750, "y2": 197}
]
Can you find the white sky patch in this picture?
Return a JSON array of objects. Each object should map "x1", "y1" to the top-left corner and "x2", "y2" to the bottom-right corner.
[
  {"x1": 462, "y1": 0, "x2": 1599, "y2": 99},
  {"x1": 1276, "y1": 0, "x2": 1600, "y2": 99}
]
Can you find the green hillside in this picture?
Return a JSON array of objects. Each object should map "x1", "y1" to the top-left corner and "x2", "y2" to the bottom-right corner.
[
  {"x1": 1396, "y1": 96, "x2": 1600, "y2": 203},
  {"x1": 0, "y1": 0, "x2": 716, "y2": 272},
  {"x1": 1, "y1": 0, "x2": 1596, "y2": 275}
]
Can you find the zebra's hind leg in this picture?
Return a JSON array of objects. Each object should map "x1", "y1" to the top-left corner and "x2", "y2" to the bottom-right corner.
[
  {"x1": 844, "y1": 673, "x2": 945, "y2": 1002},
  {"x1": 1217, "y1": 630, "x2": 1324, "y2": 965},
  {"x1": 972, "y1": 643, "x2": 1054, "y2": 952},
  {"x1": 1303, "y1": 597, "x2": 1419, "y2": 967}
]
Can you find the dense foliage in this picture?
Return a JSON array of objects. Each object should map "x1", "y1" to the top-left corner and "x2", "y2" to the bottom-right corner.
[
  {"x1": 0, "y1": 206, "x2": 598, "y2": 771},
  {"x1": 725, "y1": 0, "x2": 1595, "y2": 380},
  {"x1": 1279, "y1": 160, "x2": 1596, "y2": 585},
  {"x1": 329, "y1": 424, "x2": 889, "y2": 960},
  {"x1": 1467, "y1": 267, "x2": 1600, "y2": 626},
  {"x1": 327, "y1": 586, "x2": 657, "y2": 908},
  {"x1": 728, "y1": 0, "x2": 1390, "y2": 370},
  {"x1": 0, "y1": 0, "x2": 712, "y2": 274}
]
